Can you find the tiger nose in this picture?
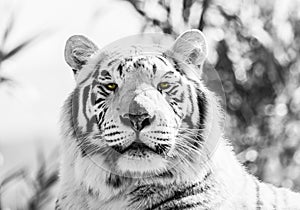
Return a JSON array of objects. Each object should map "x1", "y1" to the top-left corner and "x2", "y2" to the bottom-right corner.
[
  {"x1": 120, "y1": 99, "x2": 154, "y2": 131},
  {"x1": 121, "y1": 113, "x2": 154, "y2": 132}
]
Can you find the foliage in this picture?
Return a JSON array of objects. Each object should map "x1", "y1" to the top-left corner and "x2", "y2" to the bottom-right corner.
[
  {"x1": 125, "y1": 0, "x2": 300, "y2": 190},
  {"x1": 0, "y1": 150, "x2": 58, "y2": 210},
  {"x1": 0, "y1": 14, "x2": 57, "y2": 209},
  {"x1": 0, "y1": 14, "x2": 38, "y2": 85}
]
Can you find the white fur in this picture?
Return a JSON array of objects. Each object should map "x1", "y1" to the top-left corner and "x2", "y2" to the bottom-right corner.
[
  {"x1": 57, "y1": 30, "x2": 300, "y2": 209},
  {"x1": 117, "y1": 153, "x2": 169, "y2": 175}
]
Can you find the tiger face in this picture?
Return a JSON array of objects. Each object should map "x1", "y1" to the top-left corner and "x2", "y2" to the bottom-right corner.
[{"x1": 64, "y1": 30, "x2": 209, "y2": 178}]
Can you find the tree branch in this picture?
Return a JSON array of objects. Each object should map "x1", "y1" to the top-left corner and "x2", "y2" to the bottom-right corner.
[{"x1": 198, "y1": 0, "x2": 210, "y2": 31}]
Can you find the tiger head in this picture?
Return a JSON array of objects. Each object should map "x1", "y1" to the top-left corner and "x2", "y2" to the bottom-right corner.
[{"x1": 63, "y1": 30, "x2": 217, "y2": 181}]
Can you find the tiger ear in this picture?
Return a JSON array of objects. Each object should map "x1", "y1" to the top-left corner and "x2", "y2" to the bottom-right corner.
[
  {"x1": 170, "y1": 29, "x2": 207, "y2": 66},
  {"x1": 64, "y1": 35, "x2": 99, "y2": 75}
]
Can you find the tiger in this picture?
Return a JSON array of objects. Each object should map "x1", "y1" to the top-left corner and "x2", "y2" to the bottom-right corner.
[{"x1": 56, "y1": 29, "x2": 300, "y2": 210}]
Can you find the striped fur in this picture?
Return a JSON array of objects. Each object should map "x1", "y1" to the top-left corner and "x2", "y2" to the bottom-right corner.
[{"x1": 56, "y1": 30, "x2": 300, "y2": 210}]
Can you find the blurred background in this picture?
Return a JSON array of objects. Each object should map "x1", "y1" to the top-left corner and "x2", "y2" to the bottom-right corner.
[{"x1": 0, "y1": 0, "x2": 300, "y2": 209}]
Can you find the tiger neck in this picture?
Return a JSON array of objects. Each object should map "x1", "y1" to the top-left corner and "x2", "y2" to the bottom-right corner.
[
  {"x1": 60, "y1": 135, "x2": 247, "y2": 209},
  {"x1": 125, "y1": 171, "x2": 219, "y2": 210},
  {"x1": 94, "y1": 141, "x2": 243, "y2": 209}
]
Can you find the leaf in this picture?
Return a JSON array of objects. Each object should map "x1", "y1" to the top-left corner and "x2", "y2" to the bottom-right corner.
[
  {"x1": 183, "y1": 0, "x2": 195, "y2": 23},
  {"x1": 124, "y1": 0, "x2": 146, "y2": 16},
  {"x1": 43, "y1": 172, "x2": 58, "y2": 189},
  {"x1": 198, "y1": 0, "x2": 210, "y2": 30},
  {"x1": 2, "y1": 35, "x2": 38, "y2": 61},
  {"x1": 2, "y1": 15, "x2": 15, "y2": 48},
  {"x1": 0, "y1": 169, "x2": 27, "y2": 189},
  {"x1": 217, "y1": 5, "x2": 241, "y2": 24},
  {"x1": 0, "y1": 50, "x2": 4, "y2": 63},
  {"x1": 0, "y1": 76, "x2": 12, "y2": 84}
]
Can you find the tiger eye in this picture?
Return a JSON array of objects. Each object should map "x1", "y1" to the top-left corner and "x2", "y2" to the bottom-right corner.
[
  {"x1": 105, "y1": 83, "x2": 118, "y2": 91},
  {"x1": 158, "y1": 82, "x2": 170, "y2": 90}
]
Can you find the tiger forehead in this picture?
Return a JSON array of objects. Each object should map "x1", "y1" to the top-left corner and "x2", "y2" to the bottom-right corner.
[
  {"x1": 118, "y1": 56, "x2": 169, "y2": 73},
  {"x1": 97, "y1": 55, "x2": 174, "y2": 79}
]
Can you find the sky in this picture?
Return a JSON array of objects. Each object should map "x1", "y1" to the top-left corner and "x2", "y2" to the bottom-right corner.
[{"x1": 0, "y1": 0, "x2": 142, "y2": 172}]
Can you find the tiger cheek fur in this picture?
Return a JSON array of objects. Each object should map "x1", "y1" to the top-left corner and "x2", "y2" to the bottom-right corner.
[{"x1": 56, "y1": 30, "x2": 300, "y2": 210}]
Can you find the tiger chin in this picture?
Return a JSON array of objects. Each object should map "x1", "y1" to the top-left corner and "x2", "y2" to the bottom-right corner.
[{"x1": 56, "y1": 30, "x2": 300, "y2": 210}]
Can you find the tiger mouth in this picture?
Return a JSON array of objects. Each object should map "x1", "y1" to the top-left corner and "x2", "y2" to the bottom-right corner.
[{"x1": 120, "y1": 142, "x2": 156, "y2": 157}]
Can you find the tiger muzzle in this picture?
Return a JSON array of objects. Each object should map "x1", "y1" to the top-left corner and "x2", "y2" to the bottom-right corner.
[{"x1": 112, "y1": 140, "x2": 168, "y2": 156}]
